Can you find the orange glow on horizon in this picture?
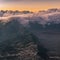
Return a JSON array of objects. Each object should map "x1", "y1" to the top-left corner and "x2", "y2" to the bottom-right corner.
[
  {"x1": 0, "y1": 7, "x2": 60, "y2": 12},
  {"x1": 0, "y1": 1, "x2": 60, "y2": 12}
]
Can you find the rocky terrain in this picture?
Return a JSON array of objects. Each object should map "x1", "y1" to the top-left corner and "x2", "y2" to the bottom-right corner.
[{"x1": 0, "y1": 9, "x2": 60, "y2": 60}]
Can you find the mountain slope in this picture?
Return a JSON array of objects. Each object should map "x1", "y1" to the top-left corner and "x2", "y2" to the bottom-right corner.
[{"x1": 0, "y1": 19, "x2": 41, "y2": 60}]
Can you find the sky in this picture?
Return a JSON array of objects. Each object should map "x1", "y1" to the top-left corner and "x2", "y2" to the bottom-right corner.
[{"x1": 0, "y1": 0, "x2": 60, "y2": 12}]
